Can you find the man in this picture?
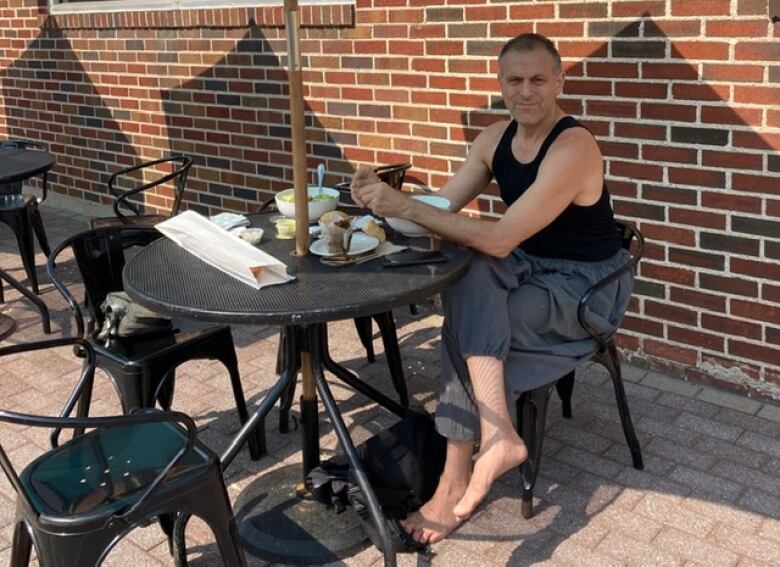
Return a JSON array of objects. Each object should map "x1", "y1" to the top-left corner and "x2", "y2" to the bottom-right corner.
[{"x1": 351, "y1": 33, "x2": 634, "y2": 544}]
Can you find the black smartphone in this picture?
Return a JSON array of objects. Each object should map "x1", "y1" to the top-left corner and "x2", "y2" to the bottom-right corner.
[{"x1": 382, "y1": 250, "x2": 447, "y2": 268}]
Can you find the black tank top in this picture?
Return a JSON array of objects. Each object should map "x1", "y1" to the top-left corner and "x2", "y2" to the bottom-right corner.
[{"x1": 491, "y1": 116, "x2": 621, "y2": 261}]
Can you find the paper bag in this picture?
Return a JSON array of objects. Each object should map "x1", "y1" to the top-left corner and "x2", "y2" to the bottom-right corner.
[{"x1": 156, "y1": 211, "x2": 294, "y2": 289}]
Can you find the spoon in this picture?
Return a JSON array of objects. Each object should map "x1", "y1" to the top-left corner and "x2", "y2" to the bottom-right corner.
[{"x1": 317, "y1": 163, "x2": 325, "y2": 196}]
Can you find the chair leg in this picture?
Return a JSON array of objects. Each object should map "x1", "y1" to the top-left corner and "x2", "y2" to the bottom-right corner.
[
  {"x1": 155, "y1": 368, "x2": 177, "y2": 411},
  {"x1": 353, "y1": 316, "x2": 375, "y2": 363},
  {"x1": 0, "y1": 277, "x2": 4, "y2": 303},
  {"x1": 556, "y1": 370, "x2": 575, "y2": 419},
  {"x1": 159, "y1": 513, "x2": 177, "y2": 557},
  {"x1": 30, "y1": 205, "x2": 51, "y2": 258},
  {"x1": 215, "y1": 337, "x2": 265, "y2": 460},
  {"x1": 372, "y1": 310, "x2": 408, "y2": 407},
  {"x1": 279, "y1": 374, "x2": 297, "y2": 434},
  {"x1": 596, "y1": 342, "x2": 644, "y2": 470},
  {"x1": 11, "y1": 212, "x2": 39, "y2": 294},
  {"x1": 10, "y1": 520, "x2": 32, "y2": 567},
  {"x1": 177, "y1": 471, "x2": 247, "y2": 567},
  {"x1": 516, "y1": 383, "x2": 555, "y2": 519}
]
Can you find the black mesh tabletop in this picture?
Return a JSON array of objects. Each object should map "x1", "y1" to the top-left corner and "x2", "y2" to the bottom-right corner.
[
  {"x1": 0, "y1": 148, "x2": 55, "y2": 183},
  {"x1": 122, "y1": 211, "x2": 473, "y2": 326}
]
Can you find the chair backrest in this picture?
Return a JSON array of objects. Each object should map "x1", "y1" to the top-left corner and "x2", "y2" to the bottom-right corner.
[
  {"x1": 374, "y1": 162, "x2": 412, "y2": 191},
  {"x1": 576, "y1": 221, "x2": 645, "y2": 348},
  {"x1": 48, "y1": 226, "x2": 162, "y2": 337},
  {"x1": 0, "y1": 139, "x2": 47, "y2": 196},
  {"x1": 333, "y1": 162, "x2": 413, "y2": 202},
  {"x1": 615, "y1": 221, "x2": 645, "y2": 266},
  {"x1": 0, "y1": 337, "x2": 198, "y2": 525},
  {"x1": 110, "y1": 154, "x2": 192, "y2": 223}
]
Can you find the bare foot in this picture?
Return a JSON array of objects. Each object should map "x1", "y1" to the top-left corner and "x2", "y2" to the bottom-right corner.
[
  {"x1": 400, "y1": 479, "x2": 468, "y2": 545},
  {"x1": 453, "y1": 430, "x2": 527, "y2": 520}
]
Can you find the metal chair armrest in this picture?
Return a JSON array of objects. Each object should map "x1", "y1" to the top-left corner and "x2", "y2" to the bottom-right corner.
[{"x1": 577, "y1": 256, "x2": 638, "y2": 349}]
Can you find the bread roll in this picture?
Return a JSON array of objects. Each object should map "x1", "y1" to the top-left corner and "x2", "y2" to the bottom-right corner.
[
  {"x1": 362, "y1": 220, "x2": 386, "y2": 242},
  {"x1": 319, "y1": 210, "x2": 349, "y2": 225}
]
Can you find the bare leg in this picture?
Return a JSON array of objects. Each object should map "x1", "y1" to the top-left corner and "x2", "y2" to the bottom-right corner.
[
  {"x1": 399, "y1": 438, "x2": 473, "y2": 544},
  {"x1": 453, "y1": 356, "x2": 527, "y2": 520}
]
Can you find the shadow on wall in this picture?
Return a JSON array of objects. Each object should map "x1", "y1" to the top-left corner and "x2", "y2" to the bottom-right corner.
[
  {"x1": 0, "y1": 19, "x2": 139, "y2": 208},
  {"x1": 160, "y1": 20, "x2": 356, "y2": 215},
  {"x1": 459, "y1": 15, "x2": 777, "y2": 213}
]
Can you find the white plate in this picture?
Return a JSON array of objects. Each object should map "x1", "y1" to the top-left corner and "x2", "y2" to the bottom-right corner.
[{"x1": 309, "y1": 233, "x2": 380, "y2": 257}]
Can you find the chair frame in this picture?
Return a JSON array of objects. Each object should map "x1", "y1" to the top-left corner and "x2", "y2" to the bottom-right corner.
[
  {"x1": 515, "y1": 221, "x2": 645, "y2": 518},
  {"x1": 46, "y1": 225, "x2": 264, "y2": 460},
  {"x1": 0, "y1": 139, "x2": 52, "y2": 294},
  {"x1": 0, "y1": 338, "x2": 246, "y2": 567}
]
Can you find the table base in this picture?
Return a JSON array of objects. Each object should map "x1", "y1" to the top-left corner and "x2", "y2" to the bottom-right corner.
[
  {"x1": 234, "y1": 464, "x2": 369, "y2": 564},
  {"x1": 0, "y1": 314, "x2": 15, "y2": 340}
]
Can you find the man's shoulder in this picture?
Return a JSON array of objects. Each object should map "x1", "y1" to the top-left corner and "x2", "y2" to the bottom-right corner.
[
  {"x1": 549, "y1": 122, "x2": 601, "y2": 159},
  {"x1": 472, "y1": 119, "x2": 512, "y2": 154}
]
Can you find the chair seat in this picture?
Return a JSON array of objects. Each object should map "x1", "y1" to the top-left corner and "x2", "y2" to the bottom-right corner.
[
  {"x1": 92, "y1": 324, "x2": 229, "y2": 363},
  {"x1": 0, "y1": 194, "x2": 36, "y2": 211},
  {"x1": 20, "y1": 420, "x2": 215, "y2": 518}
]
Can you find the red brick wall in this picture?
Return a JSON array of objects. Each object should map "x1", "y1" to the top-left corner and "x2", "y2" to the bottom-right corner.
[{"x1": 1, "y1": 0, "x2": 778, "y2": 399}]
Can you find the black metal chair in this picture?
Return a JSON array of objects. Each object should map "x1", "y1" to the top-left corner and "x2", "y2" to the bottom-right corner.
[
  {"x1": 515, "y1": 221, "x2": 645, "y2": 518},
  {"x1": 0, "y1": 139, "x2": 52, "y2": 295},
  {"x1": 88, "y1": 155, "x2": 192, "y2": 230},
  {"x1": 0, "y1": 337, "x2": 246, "y2": 567},
  {"x1": 47, "y1": 225, "x2": 265, "y2": 460}
]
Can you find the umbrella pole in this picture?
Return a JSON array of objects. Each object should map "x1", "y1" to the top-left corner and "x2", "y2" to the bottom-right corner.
[{"x1": 285, "y1": 0, "x2": 310, "y2": 256}]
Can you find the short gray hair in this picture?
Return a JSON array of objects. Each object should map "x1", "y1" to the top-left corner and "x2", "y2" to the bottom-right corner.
[{"x1": 499, "y1": 33, "x2": 562, "y2": 72}]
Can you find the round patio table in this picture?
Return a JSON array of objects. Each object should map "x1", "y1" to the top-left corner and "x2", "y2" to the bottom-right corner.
[
  {"x1": 0, "y1": 147, "x2": 55, "y2": 184},
  {"x1": 0, "y1": 147, "x2": 55, "y2": 339},
  {"x1": 123, "y1": 209, "x2": 473, "y2": 565}
]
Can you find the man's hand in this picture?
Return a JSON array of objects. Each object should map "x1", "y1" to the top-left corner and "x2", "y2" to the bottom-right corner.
[{"x1": 350, "y1": 165, "x2": 381, "y2": 207}]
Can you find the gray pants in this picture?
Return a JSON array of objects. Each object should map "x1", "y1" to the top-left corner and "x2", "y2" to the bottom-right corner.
[{"x1": 435, "y1": 248, "x2": 634, "y2": 442}]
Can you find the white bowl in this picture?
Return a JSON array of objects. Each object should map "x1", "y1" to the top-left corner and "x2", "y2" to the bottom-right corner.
[
  {"x1": 386, "y1": 194, "x2": 450, "y2": 237},
  {"x1": 275, "y1": 186, "x2": 339, "y2": 223}
]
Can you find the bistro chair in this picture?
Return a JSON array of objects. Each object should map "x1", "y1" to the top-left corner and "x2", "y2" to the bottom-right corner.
[
  {"x1": 0, "y1": 337, "x2": 246, "y2": 567},
  {"x1": 88, "y1": 155, "x2": 192, "y2": 230},
  {"x1": 47, "y1": 225, "x2": 265, "y2": 460},
  {"x1": 0, "y1": 139, "x2": 52, "y2": 295},
  {"x1": 515, "y1": 221, "x2": 645, "y2": 518}
]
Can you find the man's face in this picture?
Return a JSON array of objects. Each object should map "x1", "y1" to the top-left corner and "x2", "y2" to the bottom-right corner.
[{"x1": 498, "y1": 48, "x2": 564, "y2": 127}]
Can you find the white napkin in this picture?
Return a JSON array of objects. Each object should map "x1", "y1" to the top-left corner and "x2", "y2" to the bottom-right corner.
[
  {"x1": 210, "y1": 212, "x2": 250, "y2": 231},
  {"x1": 156, "y1": 211, "x2": 294, "y2": 289}
]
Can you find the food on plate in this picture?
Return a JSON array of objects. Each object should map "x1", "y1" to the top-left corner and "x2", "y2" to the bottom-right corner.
[
  {"x1": 319, "y1": 210, "x2": 349, "y2": 225},
  {"x1": 362, "y1": 220, "x2": 386, "y2": 242},
  {"x1": 277, "y1": 192, "x2": 335, "y2": 203}
]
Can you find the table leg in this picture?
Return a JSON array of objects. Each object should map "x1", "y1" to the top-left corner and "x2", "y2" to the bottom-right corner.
[
  {"x1": 308, "y1": 325, "x2": 397, "y2": 566},
  {"x1": 221, "y1": 326, "x2": 300, "y2": 470},
  {"x1": 232, "y1": 324, "x2": 371, "y2": 564},
  {"x1": 0, "y1": 314, "x2": 15, "y2": 340},
  {"x1": 300, "y1": 346, "x2": 320, "y2": 480},
  {"x1": 318, "y1": 323, "x2": 406, "y2": 418}
]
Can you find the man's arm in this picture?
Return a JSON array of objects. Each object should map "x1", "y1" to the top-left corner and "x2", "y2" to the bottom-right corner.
[
  {"x1": 359, "y1": 127, "x2": 603, "y2": 258},
  {"x1": 434, "y1": 124, "x2": 500, "y2": 212}
]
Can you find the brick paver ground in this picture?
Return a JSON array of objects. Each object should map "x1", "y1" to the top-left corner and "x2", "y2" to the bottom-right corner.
[{"x1": 0, "y1": 204, "x2": 777, "y2": 566}]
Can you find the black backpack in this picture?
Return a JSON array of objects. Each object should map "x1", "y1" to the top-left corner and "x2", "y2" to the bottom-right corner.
[{"x1": 306, "y1": 407, "x2": 446, "y2": 553}]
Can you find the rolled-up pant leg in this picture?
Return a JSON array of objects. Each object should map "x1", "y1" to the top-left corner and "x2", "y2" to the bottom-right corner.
[{"x1": 434, "y1": 252, "x2": 528, "y2": 441}]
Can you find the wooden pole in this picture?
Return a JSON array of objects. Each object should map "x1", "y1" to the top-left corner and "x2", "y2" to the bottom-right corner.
[{"x1": 285, "y1": 0, "x2": 309, "y2": 256}]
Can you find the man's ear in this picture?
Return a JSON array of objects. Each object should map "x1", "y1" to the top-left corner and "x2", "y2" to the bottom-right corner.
[{"x1": 556, "y1": 70, "x2": 565, "y2": 95}]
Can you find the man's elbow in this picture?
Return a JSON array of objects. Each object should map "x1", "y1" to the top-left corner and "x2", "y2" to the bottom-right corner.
[{"x1": 470, "y1": 227, "x2": 516, "y2": 258}]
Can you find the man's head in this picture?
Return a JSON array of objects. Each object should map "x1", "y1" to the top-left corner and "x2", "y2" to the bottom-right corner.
[{"x1": 498, "y1": 33, "x2": 564, "y2": 127}]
